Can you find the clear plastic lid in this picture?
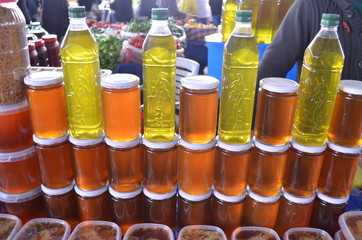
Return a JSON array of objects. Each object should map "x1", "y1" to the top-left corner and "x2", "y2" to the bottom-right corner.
[
  {"x1": 142, "y1": 134, "x2": 179, "y2": 149},
  {"x1": 248, "y1": 187, "x2": 282, "y2": 203},
  {"x1": 0, "y1": 186, "x2": 42, "y2": 203},
  {"x1": 41, "y1": 182, "x2": 74, "y2": 196},
  {"x1": 282, "y1": 189, "x2": 315, "y2": 204},
  {"x1": 334, "y1": 230, "x2": 346, "y2": 240},
  {"x1": 105, "y1": 134, "x2": 142, "y2": 149},
  {"x1": 109, "y1": 185, "x2": 143, "y2": 199},
  {"x1": 214, "y1": 190, "x2": 247, "y2": 203},
  {"x1": 69, "y1": 134, "x2": 104, "y2": 147},
  {"x1": 124, "y1": 223, "x2": 174, "y2": 240},
  {"x1": 74, "y1": 183, "x2": 108, "y2": 198},
  {"x1": 101, "y1": 73, "x2": 140, "y2": 89},
  {"x1": 253, "y1": 137, "x2": 289, "y2": 153},
  {"x1": 0, "y1": 146, "x2": 36, "y2": 163},
  {"x1": 316, "y1": 189, "x2": 349, "y2": 205},
  {"x1": 69, "y1": 221, "x2": 121, "y2": 240},
  {"x1": 181, "y1": 75, "x2": 219, "y2": 90},
  {"x1": 24, "y1": 71, "x2": 63, "y2": 86},
  {"x1": 178, "y1": 188, "x2": 213, "y2": 202},
  {"x1": 33, "y1": 133, "x2": 69, "y2": 146},
  {"x1": 339, "y1": 80, "x2": 362, "y2": 95},
  {"x1": 0, "y1": 100, "x2": 28, "y2": 115},
  {"x1": 260, "y1": 77, "x2": 299, "y2": 93},
  {"x1": 178, "y1": 225, "x2": 227, "y2": 240},
  {"x1": 232, "y1": 226, "x2": 281, "y2": 240},
  {"x1": 291, "y1": 139, "x2": 327, "y2": 153},
  {"x1": 14, "y1": 218, "x2": 71, "y2": 240},
  {"x1": 179, "y1": 138, "x2": 216, "y2": 150},
  {"x1": 338, "y1": 211, "x2": 362, "y2": 240},
  {"x1": 217, "y1": 137, "x2": 252, "y2": 152},
  {"x1": 143, "y1": 187, "x2": 177, "y2": 200},
  {"x1": 284, "y1": 227, "x2": 332, "y2": 240},
  {"x1": 327, "y1": 141, "x2": 362, "y2": 155},
  {"x1": 0, "y1": 214, "x2": 22, "y2": 240}
]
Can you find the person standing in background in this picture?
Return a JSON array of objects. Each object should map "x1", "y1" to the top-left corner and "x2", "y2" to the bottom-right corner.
[
  {"x1": 41, "y1": 0, "x2": 69, "y2": 38},
  {"x1": 179, "y1": 0, "x2": 197, "y2": 16},
  {"x1": 137, "y1": 0, "x2": 157, "y2": 18},
  {"x1": 209, "y1": 0, "x2": 222, "y2": 26},
  {"x1": 195, "y1": 0, "x2": 211, "y2": 24},
  {"x1": 111, "y1": 0, "x2": 133, "y2": 23},
  {"x1": 158, "y1": 0, "x2": 192, "y2": 22},
  {"x1": 17, "y1": 0, "x2": 32, "y2": 24}
]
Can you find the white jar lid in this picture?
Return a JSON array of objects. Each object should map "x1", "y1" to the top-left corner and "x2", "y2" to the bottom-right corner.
[
  {"x1": 339, "y1": 80, "x2": 362, "y2": 95},
  {"x1": 74, "y1": 183, "x2": 108, "y2": 197},
  {"x1": 282, "y1": 189, "x2": 315, "y2": 204},
  {"x1": 142, "y1": 134, "x2": 179, "y2": 149},
  {"x1": 291, "y1": 139, "x2": 327, "y2": 153},
  {"x1": 0, "y1": 186, "x2": 42, "y2": 203},
  {"x1": 327, "y1": 141, "x2": 362, "y2": 154},
  {"x1": 69, "y1": 134, "x2": 104, "y2": 147},
  {"x1": 101, "y1": 73, "x2": 140, "y2": 89},
  {"x1": 248, "y1": 187, "x2": 282, "y2": 203},
  {"x1": 316, "y1": 189, "x2": 349, "y2": 205},
  {"x1": 33, "y1": 133, "x2": 69, "y2": 146},
  {"x1": 178, "y1": 188, "x2": 213, "y2": 202},
  {"x1": 217, "y1": 137, "x2": 252, "y2": 152},
  {"x1": 105, "y1": 134, "x2": 141, "y2": 149},
  {"x1": 179, "y1": 138, "x2": 216, "y2": 150},
  {"x1": 109, "y1": 185, "x2": 143, "y2": 199},
  {"x1": 214, "y1": 190, "x2": 247, "y2": 203},
  {"x1": 253, "y1": 137, "x2": 289, "y2": 153},
  {"x1": 0, "y1": 100, "x2": 28, "y2": 115},
  {"x1": 41, "y1": 182, "x2": 74, "y2": 196},
  {"x1": 181, "y1": 75, "x2": 219, "y2": 90},
  {"x1": 24, "y1": 71, "x2": 63, "y2": 86},
  {"x1": 143, "y1": 187, "x2": 177, "y2": 200},
  {"x1": 0, "y1": 146, "x2": 36, "y2": 163},
  {"x1": 260, "y1": 77, "x2": 299, "y2": 93}
]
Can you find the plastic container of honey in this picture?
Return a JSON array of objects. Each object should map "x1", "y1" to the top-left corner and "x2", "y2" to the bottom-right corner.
[
  {"x1": 33, "y1": 134, "x2": 74, "y2": 189},
  {"x1": 123, "y1": 223, "x2": 175, "y2": 240},
  {"x1": 0, "y1": 146, "x2": 41, "y2": 194},
  {"x1": 284, "y1": 228, "x2": 333, "y2": 240},
  {"x1": 143, "y1": 134, "x2": 178, "y2": 194},
  {"x1": 70, "y1": 135, "x2": 109, "y2": 191},
  {"x1": 24, "y1": 71, "x2": 68, "y2": 139},
  {"x1": 178, "y1": 225, "x2": 227, "y2": 240},
  {"x1": 248, "y1": 137, "x2": 289, "y2": 197},
  {"x1": 179, "y1": 75, "x2": 219, "y2": 144},
  {"x1": 69, "y1": 221, "x2": 121, "y2": 240},
  {"x1": 334, "y1": 230, "x2": 346, "y2": 240},
  {"x1": 178, "y1": 138, "x2": 216, "y2": 195},
  {"x1": 0, "y1": 101, "x2": 33, "y2": 152},
  {"x1": 214, "y1": 138, "x2": 251, "y2": 196},
  {"x1": 101, "y1": 73, "x2": 141, "y2": 142},
  {"x1": 231, "y1": 226, "x2": 281, "y2": 240},
  {"x1": 106, "y1": 134, "x2": 143, "y2": 193},
  {"x1": 338, "y1": 211, "x2": 362, "y2": 240},
  {"x1": 109, "y1": 186, "x2": 144, "y2": 234},
  {"x1": 0, "y1": 214, "x2": 21, "y2": 240}
]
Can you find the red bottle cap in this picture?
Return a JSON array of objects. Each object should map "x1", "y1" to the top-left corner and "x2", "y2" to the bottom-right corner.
[
  {"x1": 28, "y1": 42, "x2": 35, "y2": 50},
  {"x1": 42, "y1": 34, "x2": 58, "y2": 43},
  {"x1": 34, "y1": 39, "x2": 45, "y2": 47}
]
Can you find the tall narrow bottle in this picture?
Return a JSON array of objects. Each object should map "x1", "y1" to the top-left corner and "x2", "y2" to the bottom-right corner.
[
  {"x1": 221, "y1": 0, "x2": 238, "y2": 42},
  {"x1": 143, "y1": 8, "x2": 176, "y2": 142},
  {"x1": 60, "y1": 6, "x2": 103, "y2": 139},
  {"x1": 218, "y1": 10, "x2": 259, "y2": 144},
  {"x1": 255, "y1": 0, "x2": 277, "y2": 44},
  {"x1": 240, "y1": 0, "x2": 259, "y2": 38},
  {"x1": 292, "y1": 14, "x2": 345, "y2": 147}
]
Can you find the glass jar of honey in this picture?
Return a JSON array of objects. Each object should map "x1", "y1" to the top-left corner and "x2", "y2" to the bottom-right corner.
[
  {"x1": 101, "y1": 74, "x2": 141, "y2": 142},
  {"x1": 33, "y1": 134, "x2": 73, "y2": 189},
  {"x1": 283, "y1": 140, "x2": 326, "y2": 197},
  {"x1": 179, "y1": 75, "x2": 219, "y2": 144},
  {"x1": 143, "y1": 134, "x2": 178, "y2": 194},
  {"x1": 24, "y1": 71, "x2": 68, "y2": 139},
  {"x1": 248, "y1": 137, "x2": 289, "y2": 197},
  {"x1": 254, "y1": 78, "x2": 298, "y2": 146},
  {"x1": 214, "y1": 138, "x2": 251, "y2": 196},
  {"x1": 70, "y1": 135, "x2": 109, "y2": 191},
  {"x1": 106, "y1": 134, "x2": 143, "y2": 193},
  {"x1": 179, "y1": 138, "x2": 216, "y2": 195}
]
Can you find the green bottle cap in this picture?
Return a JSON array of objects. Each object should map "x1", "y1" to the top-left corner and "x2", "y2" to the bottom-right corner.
[
  {"x1": 236, "y1": 10, "x2": 252, "y2": 23},
  {"x1": 151, "y1": 8, "x2": 168, "y2": 21},
  {"x1": 69, "y1": 6, "x2": 86, "y2": 18},
  {"x1": 31, "y1": 22, "x2": 41, "y2": 27},
  {"x1": 321, "y1": 13, "x2": 340, "y2": 27}
]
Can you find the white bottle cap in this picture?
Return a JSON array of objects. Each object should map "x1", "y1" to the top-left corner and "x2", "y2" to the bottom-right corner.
[
  {"x1": 339, "y1": 80, "x2": 362, "y2": 95},
  {"x1": 41, "y1": 182, "x2": 75, "y2": 196},
  {"x1": 109, "y1": 185, "x2": 143, "y2": 199},
  {"x1": 260, "y1": 77, "x2": 299, "y2": 93},
  {"x1": 181, "y1": 75, "x2": 219, "y2": 90},
  {"x1": 178, "y1": 188, "x2": 213, "y2": 202},
  {"x1": 24, "y1": 71, "x2": 63, "y2": 86},
  {"x1": 282, "y1": 189, "x2": 315, "y2": 204},
  {"x1": 143, "y1": 187, "x2": 177, "y2": 200},
  {"x1": 69, "y1": 134, "x2": 104, "y2": 147},
  {"x1": 101, "y1": 73, "x2": 140, "y2": 89},
  {"x1": 290, "y1": 139, "x2": 327, "y2": 153},
  {"x1": 327, "y1": 141, "x2": 362, "y2": 154},
  {"x1": 33, "y1": 133, "x2": 69, "y2": 146},
  {"x1": 214, "y1": 190, "x2": 247, "y2": 203}
]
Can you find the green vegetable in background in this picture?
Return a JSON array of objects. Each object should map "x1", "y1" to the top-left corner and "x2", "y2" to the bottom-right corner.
[{"x1": 95, "y1": 34, "x2": 124, "y2": 71}]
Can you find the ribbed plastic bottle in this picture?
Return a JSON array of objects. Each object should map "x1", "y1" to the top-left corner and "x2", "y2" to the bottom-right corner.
[{"x1": 221, "y1": 0, "x2": 238, "y2": 42}]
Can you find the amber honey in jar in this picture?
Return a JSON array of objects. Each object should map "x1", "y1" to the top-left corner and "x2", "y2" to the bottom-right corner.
[
  {"x1": 33, "y1": 134, "x2": 74, "y2": 189},
  {"x1": 0, "y1": 147, "x2": 41, "y2": 194},
  {"x1": 0, "y1": 101, "x2": 33, "y2": 152},
  {"x1": 75, "y1": 183, "x2": 112, "y2": 222},
  {"x1": 143, "y1": 188, "x2": 177, "y2": 230},
  {"x1": 242, "y1": 189, "x2": 281, "y2": 229},
  {"x1": 318, "y1": 142, "x2": 361, "y2": 198},
  {"x1": 106, "y1": 135, "x2": 143, "y2": 193},
  {"x1": 179, "y1": 75, "x2": 219, "y2": 144},
  {"x1": 214, "y1": 138, "x2": 251, "y2": 196},
  {"x1": 101, "y1": 74, "x2": 141, "y2": 142},
  {"x1": 179, "y1": 138, "x2": 216, "y2": 195},
  {"x1": 212, "y1": 190, "x2": 246, "y2": 239},
  {"x1": 178, "y1": 188, "x2": 212, "y2": 228},
  {"x1": 309, "y1": 190, "x2": 348, "y2": 237},
  {"x1": 70, "y1": 135, "x2": 109, "y2": 191},
  {"x1": 0, "y1": 186, "x2": 46, "y2": 225},
  {"x1": 24, "y1": 71, "x2": 68, "y2": 139},
  {"x1": 109, "y1": 186, "x2": 144, "y2": 234},
  {"x1": 328, "y1": 80, "x2": 362, "y2": 148},
  {"x1": 248, "y1": 137, "x2": 289, "y2": 197},
  {"x1": 283, "y1": 140, "x2": 326, "y2": 197},
  {"x1": 41, "y1": 183, "x2": 79, "y2": 229},
  {"x1": 143, "y1": 135, "x2": 178, "y2": 194},
  {"x1": 254, "y1": 78, "x2": 298, "y2": 146},
  {"x1": 274, "y1": 190, "x2": 315, "y2": 237}
]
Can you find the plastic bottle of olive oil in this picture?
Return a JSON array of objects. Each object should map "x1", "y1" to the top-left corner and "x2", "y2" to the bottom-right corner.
[
  {"x1": 292, "y1": 13, "x2": 345, "y2": 146},
  {"x1": 218, "y1": 10, "x2": 259, "y2": 144},
  {"x1": 221, "y1": 0, "x2": 239, "y2": 42},
  {"x1": 143, "y1": 8, "x2": 176, "y2": 142}
]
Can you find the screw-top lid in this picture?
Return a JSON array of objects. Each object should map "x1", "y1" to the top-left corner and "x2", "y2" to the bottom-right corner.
[
  {"x1": 106, "y1": 134, "x2": 142, "y2": 149},
  {"x1": 69, "y1": 6, "x2": 86, "y2": 18},
  {"x1": 179, "y1": 138, "x2": 216, "y2": 150},
  {"x1": 316, "y1": 189, "x2": 349, "y2": 205},
  {"x1": 109, "y1": 185, "x2": 143, "y2": 199},
  {"x1": 101, "y1": 74, "x2": 140, "y2": 89},
  {"x1": 142, "y1": 134, "x2": 179, "y2": 149},
  {"x1": 30, "y1": 21, "x2": 41, "y2": 27},
  {"x1": 248, "y1": 187, "x2": 282, "y2": 203},
  {"x1": 260, "y1": 78, "x2": 299, "y2": 93},
  {"x1": 214, "y1": 190, "x2": 247, "y2": 203},
  {"x1": 0, "y1": 146, "x2": 36, "y2": 163},
  {"x1": 327, "y1": 141, "x2": 362, "y2": 154},
  {"x1": 291, "y1": 139, "x2": 327, "y2": 154},
  {"x1": 42, "y1": 34, "x2": 58, "y2": 42},
  {"x1": 217, "y1": 137, "x2": 252, "y2": 152},
  {"x1": 179, "y1": 188, "x2": 213, "y2": 202},
  {"x1": 236, "y1": 10, "x2": 252, "y2": 23},
  {"x1": 34, "y1": 39, "x2": 45, "y2": 47},
  {"x1": 28, "y1": 42, "x2": 35, "y2": 50},
  {"x1": 69, "y1": 134, "x2": 104, "y2": 147},
  {"x1": 33, "y1": 133, "x2": 69, "y2": 146},
  {"x1": 282, "y1": 189, "x2": 315, "y2": 204},
  {"x1": 253, "y1": 136, "x2": 289, "y2": 153},
  {"x1": 143, "y1": 187, "x2": 177, "y2": 200},
  {"x1": 74, "y1": 183, "x2": 108, "y2": 197},
  {"x1": 41, "y1": 182, "x2": 74, "y2": 196},
  {"x1": 151, "y1": 8, "x2": 168, "y2": 21},
  {"x1": 0, "y1": 186, "x2": 42, "y2": 203},
  {"x1": 321, "y1": 13, "x2": 340, "y2": 27},
  {"x1": 339, "y1": 80, "x2": 362, "y2": 95},
  {"x1": 181, "y1": 75, "x2": 219, "y2": 90},
  {"x1": 24, "y1": 71, "x2": 63, "y2": 86}
]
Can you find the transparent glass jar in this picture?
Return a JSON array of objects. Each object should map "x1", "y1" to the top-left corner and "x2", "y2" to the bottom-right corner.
[{"x1": 42, "y1": 34, "x2": 61, "y2": 67}]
